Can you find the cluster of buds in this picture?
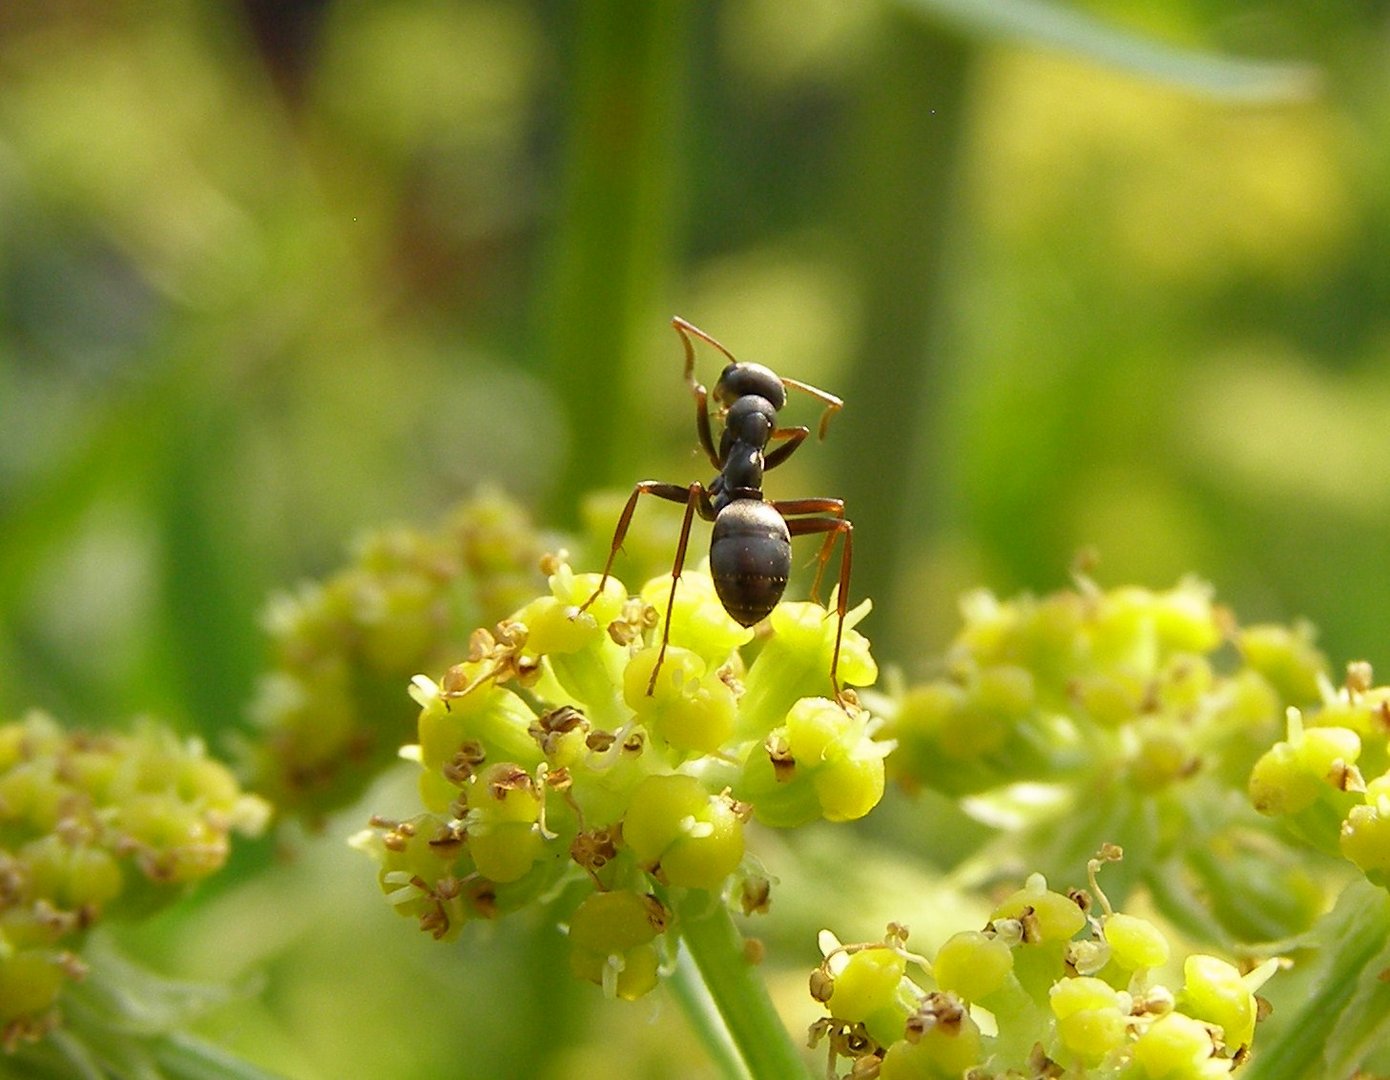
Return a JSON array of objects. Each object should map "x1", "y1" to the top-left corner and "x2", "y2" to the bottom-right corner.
[
  {"x1": 0, "y1": 712, "x2": 268, "y2": 1048},
  {"x1": 1248, "y1": 661, "x2": 1390, "y2": 887},
  {"x1": 810, "y1": 851, "x2": 1278, "y2": 1079},
  {"x1": 243, "y1": 491, "x2": 549, "y2": 823},
  {"x1": 886, "y1": 578, "x2": 1327, "y2": 797},
  {"x1": 884, "y1": 577, "x2": 1337, "y2": 944},
  {"x1": 353, "y1": 560, "x2": 886, "y2": 998}
]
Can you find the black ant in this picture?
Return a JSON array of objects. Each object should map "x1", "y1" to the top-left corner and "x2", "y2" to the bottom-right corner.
[{"x1": 577, "y1": 316, "x2": 854, "y2": 705}]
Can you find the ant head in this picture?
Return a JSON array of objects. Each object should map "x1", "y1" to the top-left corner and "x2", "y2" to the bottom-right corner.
[{"x1": 713, "y1": 362, "x2": 787, "y2": 411}]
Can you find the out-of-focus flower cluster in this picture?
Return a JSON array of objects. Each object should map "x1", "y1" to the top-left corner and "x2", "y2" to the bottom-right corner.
[
  {"x1": 354, "y1": 561, "x2": 885, "y2": 998},
  {"x1": 883, "y1": 577, "x2": 1342, "y2": 943},
  {"x1": 0, "y1": 712, "x2": 268, "y2": 1048},
  {"x1": 810, "y1": 852, "x2": 1278, "y2": 1079},
  {"x1": 242, "y1": 491, "x2": 549, "y2": 823}
]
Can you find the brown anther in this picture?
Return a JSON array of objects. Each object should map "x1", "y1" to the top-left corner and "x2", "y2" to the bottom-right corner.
[
  {"x1": 487, "y1": 765, "x2": 534, "y2": 801},
  {"x1": 842, "y1": 1027, "x2": 871, "y2": 1054},
  {"x1": 471, "y1": 883, "x2": 498, "y2": 919},
  {"x1": 806, "y1": 1016, "x2": 835, "y2": 1049},
  {"x1": 1067, "y1": 887, "x2": 1092, "y2": 913},
  {"x1": 539, "y1": 551, "x2": 566, "y2": 575},
  {"x1": 1018, "y1": 906, "x2": 1042, "y2": 944},
  {"x1": 585, "y1": 729, "x2": 617, "y2": 753},
  {"x1": 717, "y1": 665, "x2": 745, "y2": 696},
  {"x1": 885, "y1": 922, "x2": 910, "y2": 946},
  {"x1": 471, "y1": 627, "x2": 499, "y2": 661},
  {"x1": 809, "y1": 967, "x2": 835, "y2": 1002},
  {"x1": 1331, "y1": 759, "x2": 1366, "y2": 793},
  {"x1": 530, "y1": 706, "x2": 589, "y2": 756},
  {"x1": 607, "y1": 620, "x2": 639, "y2": 646},
  {"x1": 546, "y1": 766, "x2": 573, "y2": 791},
  {"x1": 926, "y1": 991, "x2": 966, "y2": 1035},
  {"x1": 1026, "y1": 1043, "x2": 1063, "y2": 1078},
  {"x1": 427, "y1": 825, "x2": 465, "y2": 855},
  {"x1": 740, "y1": 875, "x2": 772, "y2": 916},
  {"x1": 515, "y1": 656, "x2": 543, "y2": 686},
  {"x1": 441, "y1": 663, "x2": 472, "y2": 695},
  {"x1": 641, "y1": 893, "x2": 670, "y2": 934},
  {"x1": 57, "y1": 952, "x2": 88, "y2": 982},
  {"x1": 1347, "y1": 660, "x2": 1374, "y2": 694},
  {"x1": 443, "y1": 741, "x2": 487, "y2": 784},
  {"x1": 418, "y1": 906, "x2": 450, "y2": 939},
  {"x1": 495, "y1": 619, "x2": 528, "y2": 648},
  {"x1": 621, "y1": 730, "x2": 645, "y2": 755},
  {"x1": 570, "y1": 827, "x2": 619, "y2": 883},
  {"x1": 766, "y1": 735, "x2": 796, "y2": 782},
  {"x1": 382, "y1": 831, "x2": 409, "y2": 853}
]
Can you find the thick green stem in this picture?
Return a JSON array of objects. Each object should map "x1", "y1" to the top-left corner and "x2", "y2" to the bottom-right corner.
[
  {"x1": 540, "y1": 0, "x2": 686, "y2": 524},
  {"x1": 673, "y1": 889, "x2": 811, "y2": 1080}
]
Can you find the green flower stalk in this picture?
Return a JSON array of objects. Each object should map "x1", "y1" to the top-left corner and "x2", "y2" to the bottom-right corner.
[
  {"x1": 355, "y1": 558, "x2": 885, "y2": 1012},
  {"x1": 0, "y1": 711, "x2": 268, "y2": 1051},
  {"x1": 242, "y1": 491, "x2": 550, "y2": 824},
  {"x1": 809, "y1": 851, "x2": 1279, "y2": 1079}
]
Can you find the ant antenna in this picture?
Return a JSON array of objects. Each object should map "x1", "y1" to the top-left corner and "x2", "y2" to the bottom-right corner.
[
  {"x1": 672, "y1": 316, "x2": 843, "y2": 438},
  {"x1": 781, "y1": 377, "x2": 843, "y2": 441}
]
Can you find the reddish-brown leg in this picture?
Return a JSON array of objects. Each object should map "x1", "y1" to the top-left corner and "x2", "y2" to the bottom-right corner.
[
  {"x1": 577, "y1": 481, "x2": 697, "y2": 615},
  {"x1": 779, "y1": 504, "x2": 853, "y2": 706},
  {"x1": 576, "y1": 479, "x2": 716, "y2": 696},
  {"x1": 649, "y1": 483, "x2": 717, "y2": 694},
  {"x1": 774, "y1": 498, "x2": 846, "y2": 602}
]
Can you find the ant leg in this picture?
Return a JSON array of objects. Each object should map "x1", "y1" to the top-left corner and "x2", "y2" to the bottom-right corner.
[
  {"x1": 763, "y1": 426, "x2": 809, "y2": 471},
  {"x1": 782, "y1": 509, "x2": 853, "y2": 706},
  {"x1": 577, "y1": 481, "x2": 695, "y2": 615},
  {"x1": 774, "y1": 498, "x2": 845, "y2": 600},
  {"x1": 692, "y1": 384, "x2": 720, "y2": 469},
  {"x1": 780, "y1": 376, "x2": 843, "y2": 440},
  {"x1": 650, "y1": 483, "x2": 717, "y2": 695},
  {"x1": 673, "y1": 318, "x2": 724, "y2": 469}
]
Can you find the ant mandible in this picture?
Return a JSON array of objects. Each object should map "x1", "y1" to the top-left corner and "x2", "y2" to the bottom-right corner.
[{"x1": 577, "y1": 316, "x2": 855, "y2": 705}]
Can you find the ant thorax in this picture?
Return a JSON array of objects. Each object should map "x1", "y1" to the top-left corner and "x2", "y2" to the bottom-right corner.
[{"x1": 710, "y1": 443, "x2": 765, "y2": 511}]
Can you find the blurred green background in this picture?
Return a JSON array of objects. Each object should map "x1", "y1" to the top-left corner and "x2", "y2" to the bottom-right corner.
[{"x1": 1, "y1": 1, "x2": 1387, "y2": 1077}]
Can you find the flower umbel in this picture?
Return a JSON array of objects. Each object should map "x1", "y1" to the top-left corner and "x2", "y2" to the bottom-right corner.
[
  {"x1": 356, "y1": 559, "x2": 884, "y2": 997},
  {"x1": 0, "y1": 712, "x2": 268, "y2": 1049},
  {"x1": 809, "y1": 851, "x2": 1278, "y2": 1079}
]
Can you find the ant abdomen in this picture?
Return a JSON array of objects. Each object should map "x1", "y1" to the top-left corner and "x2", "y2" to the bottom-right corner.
[{"x1": 710, "y1": 501, "x2": 792, "y2": 627}]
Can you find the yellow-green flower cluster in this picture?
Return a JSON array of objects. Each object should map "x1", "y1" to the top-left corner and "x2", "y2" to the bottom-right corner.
[
  {"x1": 354, "y1": 561, "x2": 883, "y2": 998},
  {"x1": 887, "y1": 579, "x2": 1324, "y2": 797},
  {"x1": 1249, "y1": 665, "x2": 1390, "y2": 887},
  {"x1": 0, "y1": 712, "x2": 268, "y2": 1048},
  {"x1": 243, "y1": 491, "x2": 549, "y2": 823},
  {"x1": 810, "y1": 857, "x2": 1276, "y2": 1079}
]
